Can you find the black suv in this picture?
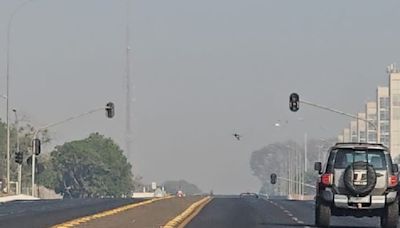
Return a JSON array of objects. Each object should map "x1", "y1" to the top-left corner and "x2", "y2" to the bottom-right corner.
[{"x1": 314, "y1": 143, "x2": 399, "y2": 228}]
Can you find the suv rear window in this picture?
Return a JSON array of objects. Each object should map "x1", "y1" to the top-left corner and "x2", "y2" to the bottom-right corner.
[{"x1": 333, "y1": 149, "x2": 387, "y2": 170}]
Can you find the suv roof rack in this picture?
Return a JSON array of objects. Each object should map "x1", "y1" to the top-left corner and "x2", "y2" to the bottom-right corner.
[{"x1": 333, "y1": 142, "x2": 388, "y2": 150}]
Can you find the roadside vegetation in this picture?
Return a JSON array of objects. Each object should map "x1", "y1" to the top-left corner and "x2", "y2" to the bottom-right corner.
[
  {"x1": 250, "y1": 138, "x2": 336, "y2": 195},
  {"x1": 0, "y1": 119, "x2": 134, "y2": 198}
]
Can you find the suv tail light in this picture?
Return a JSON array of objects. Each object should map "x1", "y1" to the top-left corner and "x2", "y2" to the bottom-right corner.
[
  {"x1": 321, "y1": 173, "x2": 333, "y2": 186},
  {"x1": 388, "y1": 175, "x2": 398, "y2": 188}
]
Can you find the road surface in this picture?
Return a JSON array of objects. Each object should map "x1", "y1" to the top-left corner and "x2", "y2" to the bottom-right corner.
[
  {"x1": 0, "y1": 196, "x2": 392, "y2": 228},
  {"x1": 0, "y1": 198, "x2": 145, "y2": 228},
  {"x1": 186, "y1": 196, "x2": 383, "y2": 228}
]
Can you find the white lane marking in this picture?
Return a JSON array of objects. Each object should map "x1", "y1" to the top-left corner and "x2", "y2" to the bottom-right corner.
[{"x1": 269, "y1": 200, "x2": 307, "y2": 226}]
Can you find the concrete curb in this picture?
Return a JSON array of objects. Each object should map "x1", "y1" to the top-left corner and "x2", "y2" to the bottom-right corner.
[
  {"x1": 163, "y1": 196, "x2": 212, "y2": 228},
  {"x1": 0, "y1": 194, "x2": 39, "y2": 203},
  {"x1": 52, "y1": 196, "x2": 173, "y2": 228}
]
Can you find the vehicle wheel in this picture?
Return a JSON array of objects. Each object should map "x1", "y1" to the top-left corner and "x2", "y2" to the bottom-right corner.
[
  {"x1": 381, "y1": 199, "x2": 399, "y2": 228},
  {"x1": 315, "y1": 200, "x2": 331, "y2": 227}
]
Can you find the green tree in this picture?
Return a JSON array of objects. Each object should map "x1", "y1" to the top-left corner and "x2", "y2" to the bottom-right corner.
[{"x1": 37, "y1": 133, "x2": 134, "y2": 198}]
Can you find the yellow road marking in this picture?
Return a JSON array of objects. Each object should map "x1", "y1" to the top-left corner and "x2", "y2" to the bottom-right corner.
[
  {"x1": 163, "y1": 196, "x2": 212, "y2": 228},
  {"x1": 52, "y1": 196, "x2": 173, "y2": 228}
]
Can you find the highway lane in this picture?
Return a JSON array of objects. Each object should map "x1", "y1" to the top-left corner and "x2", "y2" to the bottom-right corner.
[
  {"x1": 0, "y1": 198, "x2": 146, "y2": 228},
  {"x1": 186, "y1": 196, "x2": 384, "y2": 228}
]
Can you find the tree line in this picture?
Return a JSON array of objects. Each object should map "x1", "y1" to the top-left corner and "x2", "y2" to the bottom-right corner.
[
  {"x1": 250, "y1": 138, "x2": 336, "y2": 195},
  {"x1": 0, "y1": 118, "x2": 203, "y2": 198},
  {"x1": 0, "y1": 118, "x2": 133, "y2": 198}
]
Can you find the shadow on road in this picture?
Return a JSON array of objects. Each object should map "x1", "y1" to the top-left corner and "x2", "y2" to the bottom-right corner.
[
  {"x1": 260, "y1": 222, "x2": 378, "y2": 228},
  {"x1": 257, "y1": 223, "x2": 308, "y2": 227}
]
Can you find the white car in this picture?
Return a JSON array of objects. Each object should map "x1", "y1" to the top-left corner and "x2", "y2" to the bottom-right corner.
[{"x1": 176, "y1": 190, "x2": 185, "y2": 197}]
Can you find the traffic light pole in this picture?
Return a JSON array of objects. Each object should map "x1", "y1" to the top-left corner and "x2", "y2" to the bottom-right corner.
[
  {"x1": 300, "y1": 100, "x2": 378, "y2": 130},
  {"x1": 18, "y1": 165, "x2": 22, "y2": 194},
  {"x1": 13, "y1": 110, "x2": 22, "y2": 195},
  {"x1": 31, "y1": 138, "x2": 37, "y2": 197},
  {"x1": 30, "y1": 105, "x2": 113, "y2": 197}
]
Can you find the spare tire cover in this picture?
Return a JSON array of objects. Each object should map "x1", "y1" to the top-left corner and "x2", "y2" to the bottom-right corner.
[{"x1": 343, "y1": 161, "x2": 377, "y2": 197}]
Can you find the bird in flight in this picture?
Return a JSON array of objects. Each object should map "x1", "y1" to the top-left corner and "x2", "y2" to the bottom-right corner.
[{"x1": 233, "y1": 133, "x2": 242, "y2": 141}]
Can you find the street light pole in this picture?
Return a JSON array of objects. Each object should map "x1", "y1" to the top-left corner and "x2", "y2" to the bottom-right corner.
[{"x1": 6, "y1": 0, "x2": 34, "y2": 194}]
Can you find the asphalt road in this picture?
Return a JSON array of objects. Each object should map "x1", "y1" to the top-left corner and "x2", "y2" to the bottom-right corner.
[
  {"x1": 186, "y1": 196, "x2": 384, "y2": 228},
  {"x1": 0, "y1": 198, "x2": 145, "y2": 228}
]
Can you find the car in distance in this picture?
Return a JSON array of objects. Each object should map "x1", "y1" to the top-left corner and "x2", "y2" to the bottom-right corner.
[
  {"x1": 240, "y1": 192, "x2": 259, "y2": 199},
  {"x1": 314, "y1": 143, "x2": 399, "y2": 228},
  {"x1": 176, "y1": 190, "x2": 186, "y2": 197}
]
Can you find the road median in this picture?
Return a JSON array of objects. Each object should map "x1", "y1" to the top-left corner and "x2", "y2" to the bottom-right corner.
[
  {"x1": 52, "y1": 196, "x2": 172, "y2": 228},
  {"x1": 57, "y1": 196, "x2": 206, "y2": 228},
  {"x1": 163, "y1": 196, "x2": 212, "y2": 228}
]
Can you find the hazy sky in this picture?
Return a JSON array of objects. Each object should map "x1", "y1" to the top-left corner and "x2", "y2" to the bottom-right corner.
[{"x1": 1, "y1": 0, "x2": 400, "y2": 194}]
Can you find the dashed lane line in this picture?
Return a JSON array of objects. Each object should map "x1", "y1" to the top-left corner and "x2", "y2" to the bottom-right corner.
[{"x1": 264, "y1": 199, "x2": 307, "y2": 227}]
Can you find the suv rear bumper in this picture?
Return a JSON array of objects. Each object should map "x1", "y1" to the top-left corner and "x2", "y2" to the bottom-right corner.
[{"x1": 320, "y1": 189, "x2": 397, "y2": 209}]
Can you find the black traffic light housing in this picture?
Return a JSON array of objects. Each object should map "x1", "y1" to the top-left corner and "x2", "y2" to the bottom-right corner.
[
  {"x1": 270, "y1": 173, "x2": 277, "y2": 185},
  {"x1": 33, "y1": 138, "x2": 41, "y2": 156},
  {"x1": 106, "y1": 102, "x2": 115, "y2": 118},
  {"x1": 15, "y1": 152, "x2": 23, "y2": 164},
  {"x1": 289, "y1": 93, "x2": 300, "y2": 112}
]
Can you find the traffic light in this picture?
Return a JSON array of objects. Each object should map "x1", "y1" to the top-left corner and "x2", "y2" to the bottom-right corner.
[
  {"x1": 15, "y1": 152, "x2": 23, "y2": 164},
  {"x1": 105, "y1": 102, "x2": 115, "y2": 118},
  {"x1": 289, "y1": 93, "x2": 300, "y2": 112},
  {"x1": 270, "y1": 173, "x2": 277, "y2": 185},
  {"x1": 33, "y1": 139, "x2": 41, "y2": 156}
]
